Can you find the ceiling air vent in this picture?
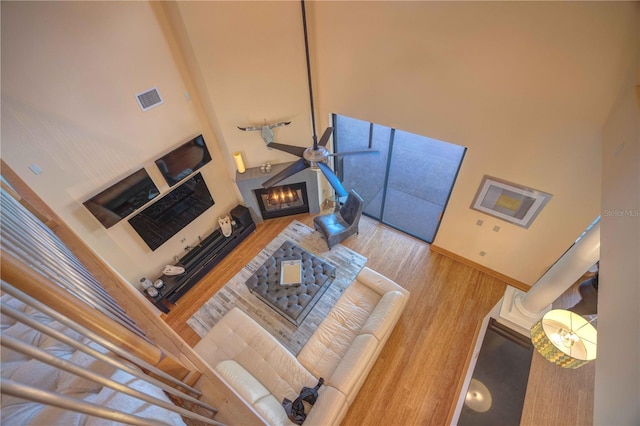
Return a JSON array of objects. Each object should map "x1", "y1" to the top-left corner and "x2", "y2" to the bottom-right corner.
[{"x1": 135, "y1": 87, "x2": 163, "y2": 112}]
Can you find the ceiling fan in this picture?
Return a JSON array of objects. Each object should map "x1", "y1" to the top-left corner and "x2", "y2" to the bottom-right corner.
[{"x1": 261, "y1": 0, "x2": 377, "y2": 198}]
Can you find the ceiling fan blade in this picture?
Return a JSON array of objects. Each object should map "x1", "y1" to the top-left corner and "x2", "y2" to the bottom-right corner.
[
  {"x1": 262, "y1": 158, "x2": 309, "y2": 188},
  {"x1": 267, "y1": 142, "x2": 306, "y2": 158},
  {"x1": 330, "y1": 150, "x2": 380, "y2": 157},
  {"x1": 317, "y1": 162, "x2": 348, "y2": 197},
  {"x1": 318, "y1": 127, "x2": 334, "y2": 147}
]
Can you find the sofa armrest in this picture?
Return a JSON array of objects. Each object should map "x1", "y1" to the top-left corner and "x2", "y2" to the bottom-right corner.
[
  {"x1": 356, "y1": 267, "x2": 410, "y2": 298},
  {"x1": 327, "y1": 334, "x2": 378, "y2": 398},
  {"x1": 360, "y1": 290, "x2": 406, "y2": 341}
]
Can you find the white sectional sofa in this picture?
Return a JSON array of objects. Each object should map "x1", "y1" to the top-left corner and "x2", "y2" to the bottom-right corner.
[{"x1": 194, "y1": 266, "x2": 409, "y2": 425}]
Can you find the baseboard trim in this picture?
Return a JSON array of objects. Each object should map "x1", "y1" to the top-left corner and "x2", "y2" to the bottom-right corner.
[{"x1": 430, "y1": 244, "x2": 530, "y2": 292}]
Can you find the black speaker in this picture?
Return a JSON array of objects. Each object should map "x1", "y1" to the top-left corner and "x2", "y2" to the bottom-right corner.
[{"x1": 230, "y1": 204, "x2": 253, "y2": 228}]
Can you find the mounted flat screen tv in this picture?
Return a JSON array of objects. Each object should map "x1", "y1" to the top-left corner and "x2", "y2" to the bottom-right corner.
[
  {"x1": 128, "y1": 172, "x2": 214, "y2": 251},
  {"x1": 155, "y1": 134, "x2": 211, "y2": 187},
  {"x1": 83, "y1": 168, "x2": 160, "y2": 229}
]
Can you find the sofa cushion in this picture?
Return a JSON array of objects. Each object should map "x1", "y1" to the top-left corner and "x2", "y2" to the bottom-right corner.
[
  {"x1": 297, "y1": 280, "x2": 380, "y2": 379},
  {"x1": 194, "y1": 308, "x2": 316, "y2": 402},
  {"x1": 215, "y1": 360, "x2": 270, "y2": 405}
]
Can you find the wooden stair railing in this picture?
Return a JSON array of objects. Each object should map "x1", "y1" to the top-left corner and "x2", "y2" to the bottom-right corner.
[{"x1": 1, "y1": 250, "x2": 192, "y2": 380}]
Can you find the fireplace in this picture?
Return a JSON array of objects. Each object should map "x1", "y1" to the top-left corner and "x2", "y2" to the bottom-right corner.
[
  {"x1": 235, "y1": 161, "x2": 321, "y2": 223},
  {"x1": 254, "y1": 182, "x2": 309, "y2": 219}
]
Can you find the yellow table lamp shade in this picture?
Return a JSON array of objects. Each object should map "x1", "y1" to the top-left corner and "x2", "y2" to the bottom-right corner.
[{"x1": 233, "y1": 152, "x2": 246, "y2": 173}]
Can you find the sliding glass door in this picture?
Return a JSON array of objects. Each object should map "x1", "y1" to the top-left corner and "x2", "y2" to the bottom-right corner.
[
  {"x1": 333, "y1": 115, "x2": 390, "y2": 218},
  {"x1": 334, "y1": 114, "x2": 465, "y2": 243}
]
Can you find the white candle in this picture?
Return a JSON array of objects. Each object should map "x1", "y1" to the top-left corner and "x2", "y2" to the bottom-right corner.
[{"x1": 233, "y1": 152, "x2": 246, "y2": 173}]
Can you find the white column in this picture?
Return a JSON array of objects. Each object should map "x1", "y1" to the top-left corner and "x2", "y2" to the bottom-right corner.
[
  {"x1": 517, "y1": 221, "x2": 600, "y2": 316},
  {"x1": 499, "y1": 221, "x2": 600, "y2": 334}
]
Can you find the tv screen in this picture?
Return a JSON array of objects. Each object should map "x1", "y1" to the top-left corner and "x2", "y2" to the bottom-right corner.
[
  {"x1": 83, "y1": 168, "x2": 160, "y2": 228},
  {"x1": 155, "y1": 134, "x2": 212, "y2": 186},
  {"x1": 128, "y1": 172, "x2": 214, "y2": 251}
]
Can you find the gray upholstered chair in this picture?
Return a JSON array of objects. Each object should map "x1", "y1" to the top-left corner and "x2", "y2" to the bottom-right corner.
[{"x1": 313, "y1": 190, "x2": 364, "y2": 249}]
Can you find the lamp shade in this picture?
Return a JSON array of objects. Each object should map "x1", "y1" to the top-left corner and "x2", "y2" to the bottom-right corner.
[
  {"x1": 530, "y1": 309, "x2": 597, "y2": 369},
  {"x1": 233, "y1": 152, "x2": 246, "y2": 173}
]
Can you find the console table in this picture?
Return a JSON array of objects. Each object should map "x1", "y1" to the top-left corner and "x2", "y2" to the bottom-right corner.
[{"x1": 147, "y1": 205, "x2": 255, "y2": 313}]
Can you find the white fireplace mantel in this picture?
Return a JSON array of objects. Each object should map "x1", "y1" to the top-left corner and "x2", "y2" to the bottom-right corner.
[{"x1": 235, "y1": 162, "x2": 321, "y2": 223}]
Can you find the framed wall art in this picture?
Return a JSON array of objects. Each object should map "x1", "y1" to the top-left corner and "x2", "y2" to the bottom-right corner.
[{"x1": 471, "y1": 176, "x2": 552, "y2": 228}]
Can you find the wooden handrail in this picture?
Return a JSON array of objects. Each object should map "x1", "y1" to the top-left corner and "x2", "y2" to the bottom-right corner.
[
  {"x1": 0, "y1": 180, "x2": 58, "y2": 228},
  {"x1": 1, "y1": 249, "x2": 191, "y2": 380}
]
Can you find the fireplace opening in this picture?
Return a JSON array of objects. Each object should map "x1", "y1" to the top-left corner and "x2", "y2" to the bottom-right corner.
[{"x1": 254, "y1": 182, "x2": 309, "y2": 219}]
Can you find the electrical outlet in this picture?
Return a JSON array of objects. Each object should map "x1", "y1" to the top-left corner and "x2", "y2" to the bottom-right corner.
[
  {"x1": 493, "y1": 225, "x2": 500, "y2": 232},
  {"x1": 479, "y1": 251, "x2": 486, "y2": 256},
  {"x1": 476, "y1": 219, "x2": 483, "y2": 226}
]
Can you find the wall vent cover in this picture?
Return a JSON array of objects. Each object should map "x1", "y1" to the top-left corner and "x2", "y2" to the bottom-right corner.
[{"x1": 135, "y1": 87, "x2": 163, "y2": 111}]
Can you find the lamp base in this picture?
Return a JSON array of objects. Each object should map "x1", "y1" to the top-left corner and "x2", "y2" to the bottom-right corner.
[{"x1": 498, "y1": 286, "x2": 551, "y2": 336}]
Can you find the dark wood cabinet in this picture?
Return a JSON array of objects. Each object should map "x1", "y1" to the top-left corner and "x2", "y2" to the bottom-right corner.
[{"x1": 147, "y1": 205, "x2": 255, "y2": 313}]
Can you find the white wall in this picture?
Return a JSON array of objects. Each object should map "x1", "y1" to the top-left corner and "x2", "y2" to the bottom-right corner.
[
  {"x1": 169, "y1": 1, "x2": 316, "y2": 176},
  {"x1": 1, "y1": 1, "x2": 241, "y2": 288},
  {"x1": 595, "y1": 82, "x2": 640, "y2": 424},
  {"x1": 308, "y1": 1, "x2": 637, "y2": 284}
]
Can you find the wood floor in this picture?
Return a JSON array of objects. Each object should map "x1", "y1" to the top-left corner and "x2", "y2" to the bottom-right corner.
[{"x1": 163, "y1": 214, "x2": 593, "y2": 425}]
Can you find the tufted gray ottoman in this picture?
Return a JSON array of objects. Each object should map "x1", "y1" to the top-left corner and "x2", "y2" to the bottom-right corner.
[{"x1": 245, "y1": 240, "x2": 336, "y2": 326}]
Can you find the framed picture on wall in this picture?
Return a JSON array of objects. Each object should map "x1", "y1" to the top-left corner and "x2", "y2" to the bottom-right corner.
[{"x1": 471, "y1": 176, "x2": 552, "y2": 228}]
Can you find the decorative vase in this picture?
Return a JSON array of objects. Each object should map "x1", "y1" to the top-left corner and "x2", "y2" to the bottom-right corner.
[{"x1": 140, "y1": 277, "x2": 153, "y2": 289}]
